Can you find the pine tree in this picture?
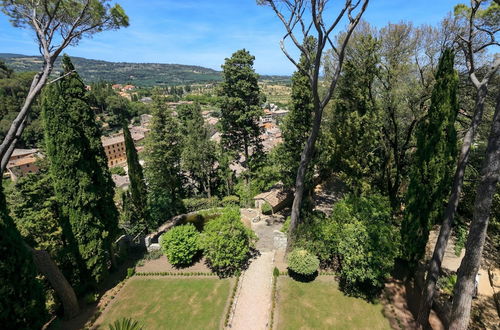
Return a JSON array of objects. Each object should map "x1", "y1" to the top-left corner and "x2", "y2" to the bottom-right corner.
[
  {"x1": 144, "y1": 96, "x2": 184, "y2": 228},
  {"x1": 401, "y1": 49, "x2": 459, "y2": 268},
  {"x1": 277, "y1": 37, "x2": 315, "y2": 190},
  {"x1": 41, "y1": 55, "x2": 119, "y2": 286},
  {"x1": 0, "y1": 185, "x2": 47, "y2": 329},
  {"x1": 218, "y1": 49, "x2": 263, "y2": 169},
  {"x1": 123, "y1": 125, "x2": 148, "y2": 233}
]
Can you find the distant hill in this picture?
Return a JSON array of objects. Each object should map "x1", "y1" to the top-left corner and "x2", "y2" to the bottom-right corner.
[{"x1": 0, "y1": 53, "x2": 289, "y2": 87}]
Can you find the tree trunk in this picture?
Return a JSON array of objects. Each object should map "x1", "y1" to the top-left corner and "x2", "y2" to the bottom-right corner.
[
  {"x1": 287, "y1": 104, "x2": 322, "y2": 250},
  {"x1": 449, "y1": 91, "x2": 500, "y2": 330},
  {"x1": 29, "y1": 246, "x2": 80, "y2": 319},
  {"x1": 417, "y1": 84, "x2": 489, "y2": 327},
  {"x1": 0, "y1": 66, "x2": 52, "y2": 173}
]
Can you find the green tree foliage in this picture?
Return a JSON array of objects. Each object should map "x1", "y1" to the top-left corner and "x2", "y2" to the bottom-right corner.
[
  {"x1": 160, "y1": 224, "x2": 200, "y2": 267},
  {"x1": 287, "y1": 248, "x2": 319, "y2": 276},
  {"x1": 41, "y1": 55, "x2": 119, "y2": 286},
  {"x1": 6, "y1": 165, "x2": 83, "y2": 288},
  {"x1": 276, "y1": 37, "x2": 315, "y2": 190},
  {"x1": 0, "y1": 185, "x2": 47, "y2": 329},
  {"x1": 144, "y1": 96, "x2": 184, "y2": 228},
  {"x1": 123, "y1": 125, "x2": 148, "y2": 233},
  {"x1": 322, "y1": 28, "x2": 382, "y2": 193},
  {"x1": 200, "y1": 207, "x2": 257, "y2": 275},
  {"x1": 401, "y1": 49, "x2": 459, "y2": 268},
  {"x1": 218, "y1": 49, "x2": 264, "y2": 167},
  {"x1": 0, "y1": 64, "x2": 43, "y2": 148},
  {"x1": 333, "y1": 195, "x2": 399, "y2": 297},
  {"x1": 178, "y1": 103, "x2": 217, "y2": 197}
]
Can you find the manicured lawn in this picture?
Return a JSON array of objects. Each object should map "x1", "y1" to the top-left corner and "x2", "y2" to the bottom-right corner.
[
  {"x1": 276, "y1": 277, "x2": 391, "y2": 330},
  {"x1": 96, "y1": 277, "x2": 233, "y2": 330}
]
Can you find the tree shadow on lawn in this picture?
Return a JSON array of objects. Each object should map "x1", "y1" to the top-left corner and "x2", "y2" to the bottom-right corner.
[{"x1": 287, "y1": 269, "x2": 319, "y2": 283}]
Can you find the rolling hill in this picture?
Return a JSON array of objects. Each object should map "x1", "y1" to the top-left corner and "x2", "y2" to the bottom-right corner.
[{"x1": 0, "y1": 53, "x2": 289, "y2": 87}]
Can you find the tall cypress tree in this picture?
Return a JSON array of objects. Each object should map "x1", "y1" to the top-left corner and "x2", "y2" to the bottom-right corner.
[
  {"x1": 144, "y1": 96, "x2": 184, "y2": 228},
  {"x1": 41, "y1": 55, "x2": 119, "y2": 286},
  {"x1": 123, "y1": 124, "x2": 148, "y2": 233},
  {"x1": 0, "y1": 185, "x2": 47, "y2": 329},
  {"x1": 278, "y1": 37, "x2": 316, "y2": 190},
  {"x1": 218, "y1": 49, "x2": 263, "y2": 169},
  {"x1": 401, "y1": 49, "x2": 459, "y2": 268}
]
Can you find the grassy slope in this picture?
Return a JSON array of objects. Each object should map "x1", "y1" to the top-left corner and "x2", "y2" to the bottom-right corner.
[
  {"x1": 96, "y1": 277, "x2": 232, "y2": 330},
  {"x1": 276, "y1": 277, "x2": 391, "y2": 330}
]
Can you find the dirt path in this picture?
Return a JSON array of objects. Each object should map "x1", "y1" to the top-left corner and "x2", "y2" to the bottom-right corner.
[{"x1": 229, "y1": 251, "x2": 274, "y2": 330}]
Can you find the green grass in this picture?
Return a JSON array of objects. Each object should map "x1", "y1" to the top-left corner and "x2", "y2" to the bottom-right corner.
[
  {"x1": 96, "y1": 277, "x2": 232, "y2": 330},
  {"x1": 276, "y1": 277, "x2": 391, "y2": 330}
]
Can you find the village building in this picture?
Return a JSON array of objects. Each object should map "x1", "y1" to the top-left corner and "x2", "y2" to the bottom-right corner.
[
  {"x1": 4, "y1": 149, "x2": 42, "y2": 181},
  {"x1": 253, "y1": 183, "x2": 292, "y2": 214}
]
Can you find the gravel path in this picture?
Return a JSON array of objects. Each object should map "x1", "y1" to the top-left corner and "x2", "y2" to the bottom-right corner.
[{"x1": 229, "y1": 251, "x2": 275, "y2": 330}]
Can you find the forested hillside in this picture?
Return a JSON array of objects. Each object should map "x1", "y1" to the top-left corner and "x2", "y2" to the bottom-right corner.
[{"x1": 0, "y1": 53, "x2": 289, "y2": 86}]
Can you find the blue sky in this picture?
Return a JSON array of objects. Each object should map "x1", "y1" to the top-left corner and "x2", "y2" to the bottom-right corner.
[{"x1": 0, "y1": 0, "x2": 463, "y2": 75}]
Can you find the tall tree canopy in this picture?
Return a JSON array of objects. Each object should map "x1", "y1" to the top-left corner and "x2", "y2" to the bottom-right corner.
[
  {"x1": 277, "y1": 37, "x2": 316, "y2": 191},
  {"x1": 218, "y1": 49, "x2": 263, "y2": 168},
  {"x1": 401, "y1": 49, "x2": 459, "y2": 268},
  {"x1": 144, "y1": 96, "x2": 184, "y2": 228},
  {"x1": 123, "y1": 124, "x2": 148, "y2": 234},
  {"x1": 42, "y1": 55, "x2": 119, "y2": 286}
]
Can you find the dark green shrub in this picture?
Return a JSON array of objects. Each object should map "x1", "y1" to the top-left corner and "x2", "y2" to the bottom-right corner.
[
  {"x1": 110, "y1": 166, "x2": 126, "y2": 176},
  {"x1": 261, "y1": 201, "x2": 273, "y2": 215},
  {"x1": 333, "y1": 194, "x2": 399, "y2": 297},
  {"x1": 294, "y1": 211, "x2": 340, "y2": 267},
  {"x1": 273, "y1": 267, "x2": 280, "y2": 277},
  {"x1": 221, "y1": 195, "x2": 240, "y2": 206},
  {"x1": 200, "y1": 207, "x2": 257, "y2": 275},
  {"x1": 287, "y1": 248, "x2": 319, "y2": 276},
  {"x1": 84, "y1": 292, "x2": 99, "y2": 305},
  {"x1": 160, "y1": 224, "x2": 200, "y2": 267},
  {"x1": 182, "y1": 197, "x2": 220, "y2": 212},
  {"x1": 127, "y1": 267, "x2": 135, "y2": 278}
]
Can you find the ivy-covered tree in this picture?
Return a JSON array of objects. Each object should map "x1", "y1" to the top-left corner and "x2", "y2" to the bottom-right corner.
[
  {"x1": 0, "y1": 185, "x2": 47, "y2": 329},
  {"x1": 218, "y1": 49, "x2": 263, "y2": 170},
  {"x1": 42, "y1": 55, "x2": 119, "y2": 286},
  {"x1": 144, "y1": 96, "x2": 184, "y2": 228},
  {"x1": 401, "y1": 49, "x2": 459, "y2": 268},
  {"x1": 123, "y1": 125, "x2": 148, "y2": 234}
]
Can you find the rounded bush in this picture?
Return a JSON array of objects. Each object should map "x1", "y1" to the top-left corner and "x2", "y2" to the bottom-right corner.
[
  {"x1": 287, "y1": 248, "x2": 319, "y2": 276},
  {"x1": 221, "y1": 195, "x2": 240, "y2": 206},
  {"x1": 160, "y1": 224, "x2": 200, "y2": 267},
  {"x1": 200, "y1": 207, "x2": 256, "y2": 275}
]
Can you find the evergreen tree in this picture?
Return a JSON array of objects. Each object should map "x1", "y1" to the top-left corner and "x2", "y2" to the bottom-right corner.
[
  {"x1": 218, "y1": 49, "x2": 263, "y2": 169},
  {"x1": 401, "y1": 49, "x2": 459, "y2": 268},
  {"x1": 123, "y1": 125, "x2": 148, "y2": 233},
  {"x1": 41, "y1": 55, "x2": 119, "y2": 286},
  {"x1": 277, "y1": 37, "x2": 315, "y2": 190},
  {"x1": 144, "y1": 97, "x2": 184, "y2": 228},
  {"x1": 323, "y1": 31, "x2": 382, "y2": 193},
  {"x1": 0, "y1": 185, "x2": 47, "y2": 329},
  {"x1": 178, "y1": 103, "x2": 217, "y2": 197}
]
